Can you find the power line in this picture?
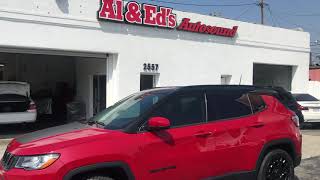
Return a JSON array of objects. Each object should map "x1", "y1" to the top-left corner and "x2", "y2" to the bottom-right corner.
[
  {"x1": 270, "y1": 10, "x2": 306, "y2": 28},
  {"x1": 279, "y1": 12, "x2": 320, "y2": 17},
  {"x1": 266, "y1": 5, "x2": 276, "y2": 26},
  {"x1": 272, "y1": 12, "x2": 320, "y2": 32},
  {"x1": 147, "y1": 0, "x2": 256, "y2": 7},
  {"x1": 234, "y1": 5, "x2": 256, "y2": 20}
]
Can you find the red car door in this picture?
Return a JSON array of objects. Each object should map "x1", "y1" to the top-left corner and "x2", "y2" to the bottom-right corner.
[
  {"x1": 203, "y1": 90, "x2": 266, "y2": 177},
  {"x1": 133, "y1": 92, "x2": 214, "y2": 180}
]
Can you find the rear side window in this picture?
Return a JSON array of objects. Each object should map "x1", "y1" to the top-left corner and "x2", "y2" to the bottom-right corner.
[
  {"x1": 150, "y1": 93, "x2": 206, "y2": 127},
  {"x1": 206, "y1": 92, "x2": 252, "y2": 121},
  {"x1": 248, "y1": 94, "x2": 266, "y2": 113}
]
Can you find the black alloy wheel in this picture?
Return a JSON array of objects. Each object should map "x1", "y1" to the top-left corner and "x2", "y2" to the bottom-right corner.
[{"x1": 258, "y1": 149, "x2": 294, "y2": 180}]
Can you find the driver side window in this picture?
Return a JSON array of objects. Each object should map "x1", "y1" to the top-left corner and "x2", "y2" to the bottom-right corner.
[{"x1": 150, "y1": 93, "x2": 205, "y2": 127}]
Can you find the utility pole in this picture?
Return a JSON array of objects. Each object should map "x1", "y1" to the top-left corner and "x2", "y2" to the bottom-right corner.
[{"x1": 259, "y1": 0, "x2": 265, "y2": 24}]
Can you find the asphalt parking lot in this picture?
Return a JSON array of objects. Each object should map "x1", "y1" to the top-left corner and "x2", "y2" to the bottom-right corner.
[{"x1": 0, "y1": 125, "x2": 320, "y2": 179}]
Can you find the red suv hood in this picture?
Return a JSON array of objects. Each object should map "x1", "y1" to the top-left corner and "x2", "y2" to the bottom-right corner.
[{"x1": 7, "y1": 122, "x2": 116, "y2": 155}]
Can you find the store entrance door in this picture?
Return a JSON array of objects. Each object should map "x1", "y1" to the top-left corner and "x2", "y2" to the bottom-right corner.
[
  {"x1": 93, "y1": 75, "x2": 106, "y2": 116},
  {"x1": 140, "y1": 74, "x2": 155, "y2": 91}
]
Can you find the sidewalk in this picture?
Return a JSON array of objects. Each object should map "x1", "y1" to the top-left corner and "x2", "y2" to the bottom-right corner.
[
  {"x1": 302, "y1": 134, "x2": 320, "y2": 159},
  {"x1": 0, "y1": 139, "x2": 10, "y2": 156}
]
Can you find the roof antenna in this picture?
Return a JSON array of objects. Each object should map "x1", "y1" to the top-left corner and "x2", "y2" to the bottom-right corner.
[{"x1": 239, "y1": 74, "x2": 242, "y2": 85}]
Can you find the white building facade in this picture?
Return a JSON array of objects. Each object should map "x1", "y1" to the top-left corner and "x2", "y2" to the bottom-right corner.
[{"x1": 0, "y1": 0, "x2": 311, "y2": 118}]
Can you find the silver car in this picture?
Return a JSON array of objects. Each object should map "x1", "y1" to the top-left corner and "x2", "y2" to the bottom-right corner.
[{"x1": 293, "y1": 93, "x2": 320, "y2": 123}]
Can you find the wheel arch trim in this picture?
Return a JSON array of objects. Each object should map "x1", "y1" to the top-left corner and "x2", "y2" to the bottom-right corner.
[
  {"x1": 256, "y1": 138, "x2": 298, "y2": 170},
  {"x1": 63, "y1": 161, "x2": 135, "y2": 180}
]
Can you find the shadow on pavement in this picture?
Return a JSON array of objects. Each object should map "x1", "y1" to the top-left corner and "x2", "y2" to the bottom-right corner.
[
  {"x1": 0, "y1": 115, "x2": 67, "y2": 139},
  {"x1": 301, "y1": 122, "x2": 320, "y2": 130}
]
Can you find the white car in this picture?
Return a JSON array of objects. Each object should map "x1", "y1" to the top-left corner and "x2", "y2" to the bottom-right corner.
[
  {"x1": 293, "y1": 93, "x2": 320, "y2": 123},
  {"x1": 0, "y1": 81, "x2": 37, "y2": 124}
]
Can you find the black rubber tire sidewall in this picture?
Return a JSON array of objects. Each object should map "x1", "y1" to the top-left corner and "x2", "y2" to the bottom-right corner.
[{"x1": 257, "y1": 149, "x2": 294, "y2": 180}]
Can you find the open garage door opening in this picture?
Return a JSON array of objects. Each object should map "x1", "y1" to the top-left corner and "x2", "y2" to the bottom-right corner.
[
  {"x1": 253, "y1": 63, "x2": 294, "y2": 91},
  {"x1": 0, "y1": 51, "x2": 109, "y2": 138}
]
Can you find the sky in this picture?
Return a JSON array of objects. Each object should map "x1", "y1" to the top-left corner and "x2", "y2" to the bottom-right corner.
[{"x1": 135, "y1": 0, "x2": 320, "y2": 59}]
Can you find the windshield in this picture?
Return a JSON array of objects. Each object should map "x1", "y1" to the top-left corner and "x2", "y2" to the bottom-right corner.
[
  {"x1": 293, "y1": 94, "x2": 319, "y2": 102},
  {"x1": 90, "y1": 89, "x2": 174, "y2": 130}
]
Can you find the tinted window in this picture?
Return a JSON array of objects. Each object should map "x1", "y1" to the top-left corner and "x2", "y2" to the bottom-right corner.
[
  {"x1": 207, "y1": 91, "x2": 252, "y2": 121},
  {"x1": 151, "y1": 93, "x2": 205, "y2": 127},
  {"x1": 293, "y1": 94, "x2": 319, "y2": 102},
  {"x1": 91, "y1": 89, "x2": 173, "y2": 130},
  {"x1": 248, "y1": 94, "x2": 266, "y2": 113}
]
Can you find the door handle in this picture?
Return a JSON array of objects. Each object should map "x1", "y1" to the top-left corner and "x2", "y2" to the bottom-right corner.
[
  {"x1": 249, "y1": 122, "x2": 265, "y2": 128},
  {"x1": 194, "y1": 131, "x2": 213, "y2": 138}
]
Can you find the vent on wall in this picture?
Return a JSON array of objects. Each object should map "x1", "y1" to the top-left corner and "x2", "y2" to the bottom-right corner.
[{"x1": 221, "y1": 75, "x2": 232, "y2": 85}]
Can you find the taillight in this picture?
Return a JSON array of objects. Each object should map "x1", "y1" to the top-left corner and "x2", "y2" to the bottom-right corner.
[
  {"x1": 291, "y1": 114, "x2": 300, "y2": 127},
  {"x1": 296, "y1": 103, "x2": 308, "y2": 111},
  {"x1": 27, "y1": 102, "x2": 37, "y2": 113}
]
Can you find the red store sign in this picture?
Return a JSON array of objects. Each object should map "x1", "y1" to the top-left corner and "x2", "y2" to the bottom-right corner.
[{"x1": 98, "y1": 0, "x2": 238, "y2": 38}]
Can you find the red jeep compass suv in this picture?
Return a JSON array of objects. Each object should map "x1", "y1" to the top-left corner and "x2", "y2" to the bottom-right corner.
[{"x1": 0, "y1": 86, "x2": 302, "y2": 180}]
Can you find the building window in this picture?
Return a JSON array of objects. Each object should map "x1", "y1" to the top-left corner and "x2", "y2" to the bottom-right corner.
[
  {"x1": 221, "y1": 75, "x2": 232, "y2": 85},
  {"x1": 0, "y1": 64, "x2": 4, "y2": 80}
]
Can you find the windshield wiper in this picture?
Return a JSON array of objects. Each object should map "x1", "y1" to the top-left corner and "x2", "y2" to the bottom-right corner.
[{"x1": 87, "y1": 119, "x2": 105, "y2": 127}]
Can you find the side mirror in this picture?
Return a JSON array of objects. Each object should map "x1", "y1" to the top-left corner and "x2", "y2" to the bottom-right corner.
[{"x1": 147, "y1": 117, "x2": 170, "y2": 131}]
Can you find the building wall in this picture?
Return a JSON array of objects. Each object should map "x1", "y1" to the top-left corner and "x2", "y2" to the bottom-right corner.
[
  {"x1": 308, "y1": 81, "x2": 320, "y2": 99},
  {"x1": 0, "y1": 0, "x2": 311, "y2": 104},
  {"x1": 310, "y1": 69, "x2": 320, "y2": 81},
  {"x1": 75, "y1": 57, "x2": 106, "y2": 117}
]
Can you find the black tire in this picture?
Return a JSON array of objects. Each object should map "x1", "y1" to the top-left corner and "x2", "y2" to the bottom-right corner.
[
  {"x1": 257, "y1": 149, "x2": 294, "y2": 180},
  {"x1": 83, "y1": 176, "x2": 114, "y2": 180}
]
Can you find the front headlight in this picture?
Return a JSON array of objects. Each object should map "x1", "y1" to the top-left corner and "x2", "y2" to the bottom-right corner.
[{"x1": 14, "y1": 154, "x2": 60, "y2": 170}]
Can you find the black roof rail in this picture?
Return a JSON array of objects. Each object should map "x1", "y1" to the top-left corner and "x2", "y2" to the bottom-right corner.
[{"x1": 249, "y1": 89, "x2": 278, "y2": 95}]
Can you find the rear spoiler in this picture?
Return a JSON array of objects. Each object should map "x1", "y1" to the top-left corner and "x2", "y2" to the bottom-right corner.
[{"x1": 249, "y1": 89, "x2": 278, "y2": 96}]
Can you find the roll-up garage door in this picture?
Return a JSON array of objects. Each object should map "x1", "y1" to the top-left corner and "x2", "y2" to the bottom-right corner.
[
  {"x1": 253, "y1": 63, "x2": 293, "y2": 91},
  {"x1": 0, "y1": 47, "x2": 108, "y2": 58}
]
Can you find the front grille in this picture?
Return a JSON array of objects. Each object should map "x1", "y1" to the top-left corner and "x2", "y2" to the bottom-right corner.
[{"x1": 1, "y1": 151, "x2": 16, "y2": 170}]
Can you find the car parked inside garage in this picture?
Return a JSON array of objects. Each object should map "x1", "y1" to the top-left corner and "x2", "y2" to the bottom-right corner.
[{"x1": 0, "y1": 81, "x2": 37, "y2": 124}]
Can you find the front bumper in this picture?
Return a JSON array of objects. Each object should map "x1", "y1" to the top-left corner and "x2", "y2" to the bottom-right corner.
[
  {"x1": 0, "y1": 112, "x2": 37, "y2": 124},
  {"x1": 294, "y1": 155, "x2": 302, "y2": 167}
]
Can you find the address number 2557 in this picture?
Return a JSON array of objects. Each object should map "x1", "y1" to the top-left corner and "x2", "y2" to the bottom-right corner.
[{"x1": 143, "y1": 63, "x2": 159, "y2": 71}]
